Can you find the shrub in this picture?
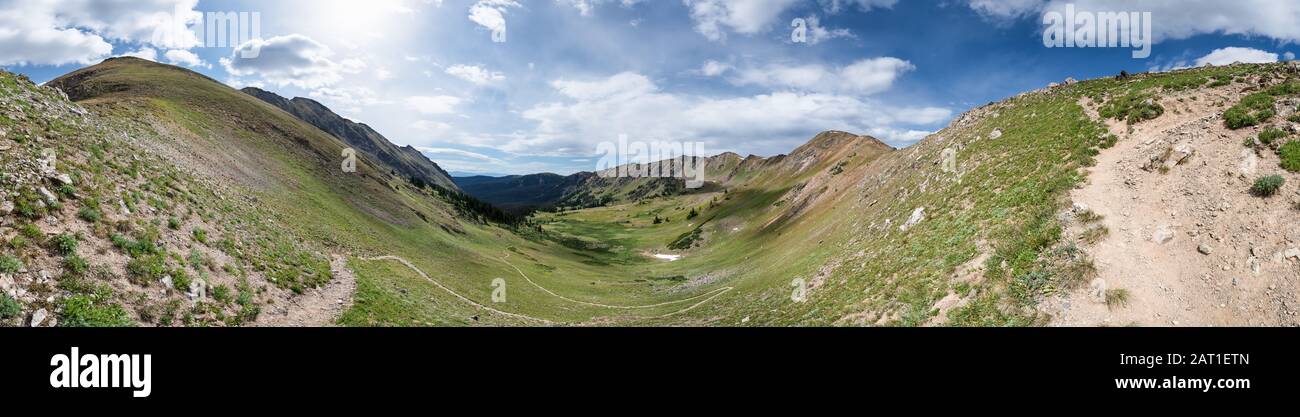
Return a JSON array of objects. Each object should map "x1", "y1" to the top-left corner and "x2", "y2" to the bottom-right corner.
[
  {"x1": 111, "y1": 233, "x2": 159, "y2": 258},
  {"x1": 50, "y1": 233, "x2": 78, "y2": 256},
  {"x1": 0, "y1": 293, "x2": 20, "y2": 319},
  {"x1": 1251, "y1": 175, "x2": 1285, "y2": 197},
  {"x1": 126, "y1": 254, "x2": 167, "y2": 283},
  {"x1": 0, "y1": 254, "x2": 21, "y2": 274},
  {"x1": 212, "y1": 284, "x2": 232, "y2": 304},
  {"x1": 1105, "y1": 288, "x2": 1131, "y2": 310},
  {"x1": 1280, "y1": 141, "x2": 1300, "y2": 173},
  {"x1": 63, "y1": 255, "x2": 89, "y2": 276},
  {"x1": 172, "y1": 269, "x2": 192, "y2": 292},
  {"x1": 1258, "y1": 127, "x2": 1288, "y2": 145},
  {"x1": 1289, "y1": 114, "x2": 1300, "y2": 123},
  {"x1": 19, "y1": 223, "x2": 42, "y2": 240},
  {"x1": 77, "y1": 207, "x2": 101, "y2": 223},
  {"x1": 191, "y1": 227, "x2": 208, "y2": 244},
  {"x1": 167, "y1": 217, "x2": 180, "y2": 230}
]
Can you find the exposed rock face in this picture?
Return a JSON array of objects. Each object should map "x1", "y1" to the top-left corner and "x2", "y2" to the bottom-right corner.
[{"x1": 242, "y1": 87, "x2": 459, "y2": 191}]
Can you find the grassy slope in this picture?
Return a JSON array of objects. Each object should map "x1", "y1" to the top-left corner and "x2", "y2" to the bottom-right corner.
[{"x1": 19, "y1": 57, "x2": 1282, "y2": 327}]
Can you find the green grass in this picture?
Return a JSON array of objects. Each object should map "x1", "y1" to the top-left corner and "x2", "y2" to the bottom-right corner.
[
  {"x1": 0, "y1": 254, "x2": 21, "y2": 274},
  {"x1": 1259, "y1": 127, "x2": 1288, "y2": 146},
  {"x1": 0, "y1": 293, "x2": 20, "y2": 319},
  {"x1": 1222, "y1": 81, "x2": 1300, "y2": 129},
  {"x1": 1280, "y1": 141, "x2": 1300, "y2": 173},
  {"x1": 60, "y1": 295, "x2": 134, "y2": 327}
]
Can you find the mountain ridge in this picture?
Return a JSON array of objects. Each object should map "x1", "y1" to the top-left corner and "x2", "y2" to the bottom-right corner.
[{"x1": 240, "y1": 86, "x2": 459, "y2": 192}]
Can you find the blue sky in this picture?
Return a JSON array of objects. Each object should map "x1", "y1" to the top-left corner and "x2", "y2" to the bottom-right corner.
[{"x1": 2, "y1": 0, "x2": 1299, "y2": 176}]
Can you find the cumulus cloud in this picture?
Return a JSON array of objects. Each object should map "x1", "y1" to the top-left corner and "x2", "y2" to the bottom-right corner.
[
  {"x1": 120, "y1": 47, "x2": 159, "y2": 61},
  {"x1": 446, "y1": 64, "x2": 506, "y2": 85},
  {"x1": 408, "y1": 95, "x2": 464, "y2": 115},
  {"x1": 499, "y1": 71, "x2": 949, "y2": 157},
  {"x1": 966, "y1": 0, "x2": 1045, "y2": 20},
  {"x1": 797, "y1": 15, "x2": 854, "y2": 44},
  {"x1": 221, "y1": 34, "x2": 361, "y2": 89},
  {"x1": 0, "y1": 0, "x2": 202, "y2": 66},
  {"x1": 468, "y1": 0, "x2": 520, "y2": 35},
  {"x1": 163, "y1": 49, "x2": 204, "y2": 67},
  {"x1": 1153, "y1": 47, "x2": 1280, "y2": 72},
  {"x1": 730, "y1": 57, "x2": 915, "y2": 95},
  {"x1": 699, "y1": 60, "x2": 733, "y2": 77},
  {"x1": 1195, "y1": 47, "x2": 1278, "y2": 66},
  {"x1": 684, "y1": 0, "x2": 802, "y2": 42}
]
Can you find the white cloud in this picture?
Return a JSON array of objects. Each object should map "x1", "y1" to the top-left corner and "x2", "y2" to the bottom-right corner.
[
  {"x1": 310, "y1": 87, "x2": 388, "y2": 112},
  {"x1": 1194, "y1": 47, "x2": 1278, "y2": 66},
  {"x1": 551, "y1": 72, "x2": 658, "y2": 100},
  {"x1": 700, "y1": 60, "x2": 733, "y2": 77},
  {"x1": 411, "y1": 120, "x2": 454, "y2": 134},
  {"x1": 221, "y1": 34, "x2": 361, "y2": 89},
  {"x1": 0, "y1": 0, "x2": 203, "y2": 66},
  {"x1": 731, "y1": 57, "x2": 915, "y2": 95},
  {"x1": 468, "y1": 0, "x2": 520, "y2": 34},
  {"x1": 375, "y1": 66, "x2": 394, "y2": 81},
  {"x1": 684, "y1": 0, "x2": 802, "y2": 42},
  {"x1": 120, "y1": 47, "x2": 159, "y2": 61},
  {"x1": 416, "y1": 146, "x2": 501, "y2": 163},
  {"x1": 965, "y1": 0, "x2": 1045, "y2": 20},
  {"x1": 446, "y1": 64, "x2": 506, "y2": 85},
  {"x1": 500, "y1": 72, "x2": 949, "y2": 157},
  {"x1": 163, "y1": 49, "x2": 204, "y2": 67},
  {"x1": 1286, "y1": 52, "x2": 1297, "y2": 61},
  {"x1": 408, "y1": 95, "x2": 463, "y2": 114},
  {"x1": 799, "y1": 15, "x2": 853, "y2": 45}
]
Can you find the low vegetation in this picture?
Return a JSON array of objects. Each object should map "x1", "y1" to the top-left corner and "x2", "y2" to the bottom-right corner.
[{"x1": 1251, "y1": 175, "x2": 1285, "y2": 197}]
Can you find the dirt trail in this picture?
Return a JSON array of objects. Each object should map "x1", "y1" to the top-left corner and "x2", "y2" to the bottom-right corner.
[
  {"x1": 1045, "y1": 90, "x2": 1300, "y2": 326},
  {"x1": 257, "y1": 255, "x2": 357, "y2": 327}
]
